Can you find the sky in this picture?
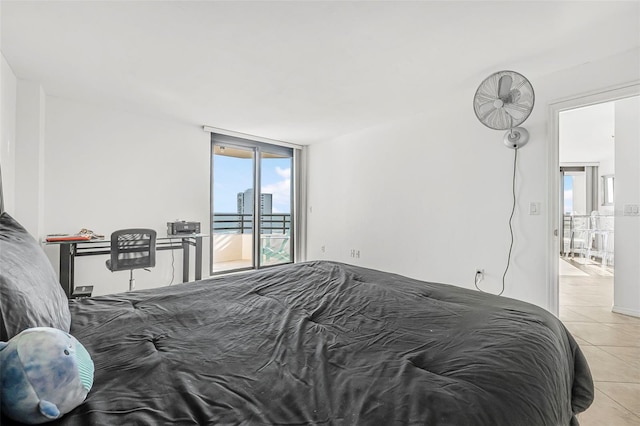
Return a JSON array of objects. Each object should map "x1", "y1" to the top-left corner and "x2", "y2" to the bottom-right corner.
[
  {"x1": 564, "y1": 175, "x2": 573, "y2": 214},
  {"x1": 213, "y1": 154, "x2": 291, "y2": 214}
]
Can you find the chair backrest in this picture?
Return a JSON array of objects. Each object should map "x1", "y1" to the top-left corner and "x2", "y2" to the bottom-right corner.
[
  {"x1": 590, "y1": 211, "x2": 605, "y2": 231},
  {"x1": 108, "y1": 229, "x2": 156, "y2": 272}
]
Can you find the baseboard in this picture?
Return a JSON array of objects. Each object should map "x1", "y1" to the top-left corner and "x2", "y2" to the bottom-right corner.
[{"x1": 612, "y1": 305, "x2": 640, "y2": 318}]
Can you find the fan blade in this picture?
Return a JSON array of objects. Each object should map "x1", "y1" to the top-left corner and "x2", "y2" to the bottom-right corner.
[
  {"x1": 475, "y1": 92, "x2": 496, "y2": 104},
  {"x1": 504, "y1": 102, "x2": 532, "y2": 116},
  {"x1": 494, "y1": 108, "x2": 511, "y2": 129},
  {"x1": 498, "y1": 75, "x2": 512, "y2": 100},
  {"x1": 481, "y1": 106, "x2": 497, "y2": 123}
]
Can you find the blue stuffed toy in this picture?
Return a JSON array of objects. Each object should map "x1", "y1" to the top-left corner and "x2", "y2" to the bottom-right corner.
[{"x1": 0, "y1": 327, "x2": 94, "y2": 424}]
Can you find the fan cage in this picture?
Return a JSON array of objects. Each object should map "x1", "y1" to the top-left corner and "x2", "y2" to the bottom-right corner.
[{"x1": 473, "y1": 70, "x2": 535, "y2": 131}]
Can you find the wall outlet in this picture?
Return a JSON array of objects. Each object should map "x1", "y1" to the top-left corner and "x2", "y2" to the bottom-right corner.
[
  {"x1": 321, "y1": 245, "x2": 325, "y2": 253},
  {"x1": 475, "y1": 268, "x2": 485, "y2": 282}
]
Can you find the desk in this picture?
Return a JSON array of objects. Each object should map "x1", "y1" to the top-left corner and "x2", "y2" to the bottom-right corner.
[{"x1": 47, "y1": 234, "x2": 205, "y2": 298}]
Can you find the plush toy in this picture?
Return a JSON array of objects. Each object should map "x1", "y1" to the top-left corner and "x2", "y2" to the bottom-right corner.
[{"x1": 0, "y1": 327, "x2": 94, "y2": 424}]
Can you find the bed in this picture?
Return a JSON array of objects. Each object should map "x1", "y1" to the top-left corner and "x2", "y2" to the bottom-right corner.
[{"x1": 0, "y1": 210, "x2": 594, "y2": 425}]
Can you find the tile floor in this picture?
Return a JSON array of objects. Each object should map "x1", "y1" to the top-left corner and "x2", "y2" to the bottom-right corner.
[{"x1": 559, "y1": 257, "x2": 640, "y2": 426}]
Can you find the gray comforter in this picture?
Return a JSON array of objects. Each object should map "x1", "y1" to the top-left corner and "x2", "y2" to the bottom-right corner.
[{"x1": 26, "y1": 261, "x2": 593, "y2": 425}]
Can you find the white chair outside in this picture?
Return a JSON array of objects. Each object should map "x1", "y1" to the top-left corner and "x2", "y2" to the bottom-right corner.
[{"x1": 567, "y1": 215, "x2": 590, "y2": 261}]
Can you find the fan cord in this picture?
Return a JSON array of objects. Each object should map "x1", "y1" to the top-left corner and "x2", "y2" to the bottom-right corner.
[
  {"x1": 500, "y1": 147, "x2": 519, "y2": 296},
  {"x1": 474, "y1": 146, "x2": 517, "y2": 296},
  {"x1": 168, "y1": 238, "x2": 176, "y2": 285}
]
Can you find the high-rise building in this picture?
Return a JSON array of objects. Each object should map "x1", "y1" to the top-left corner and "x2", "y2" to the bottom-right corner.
[{"x1": 237, "y1": 189, "x2": 273, "y2": 215}]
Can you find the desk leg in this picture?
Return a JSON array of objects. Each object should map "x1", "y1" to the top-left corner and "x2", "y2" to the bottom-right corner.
[
  {"x1": 58, "y1": 243, "x2": 74, "y2": 298},
  {"x1": 182, "y1": 238, "x2": 190, "y2": 283},
  {"x1": 195, "y1": 236, "x2": 202, "y2": 281}
]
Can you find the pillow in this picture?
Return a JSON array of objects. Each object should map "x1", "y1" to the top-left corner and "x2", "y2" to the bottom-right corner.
[{"x1": 0, "y1": 212, "x2": 71, "y2": 341}]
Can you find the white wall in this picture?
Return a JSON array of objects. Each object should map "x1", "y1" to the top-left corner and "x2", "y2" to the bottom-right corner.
[
  {"x1": 307, "y1": 48, "x2": 639, "y2": 310},
  {"x1": 41, "y1": 97, "x2": 211, "y2": 295},
  {"x1": 0, "y1": 53, "x2": 17, "y2": 214},
  {"x1": 14, "y1": 80, "x2": 46, "y2": 237},
  {"x1": 613, "y1": 96, "x2": 640, "y2": 317}
]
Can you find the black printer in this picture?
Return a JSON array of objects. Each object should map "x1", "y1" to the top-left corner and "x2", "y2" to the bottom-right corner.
[{"x1": 167, "y1": 221, "x2": 201, "y2": 235}]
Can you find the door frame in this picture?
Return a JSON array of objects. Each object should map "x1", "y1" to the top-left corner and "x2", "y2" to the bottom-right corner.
[{"x1": 547, "y1": 81, "x2": 640, "y2": 315}]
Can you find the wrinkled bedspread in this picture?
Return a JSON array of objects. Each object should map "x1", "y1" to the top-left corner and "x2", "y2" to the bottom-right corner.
[{"x1": 35, "y1": 261, "x2": 592, "y2": 425}]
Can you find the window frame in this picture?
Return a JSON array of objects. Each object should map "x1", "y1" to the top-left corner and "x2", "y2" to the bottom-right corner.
[
  {"x1": 209, "y1": 132, "x2": 302, "y2": 275},
  {"x1": 601, "y1": 174, "x2": 614, "y2": 206}
]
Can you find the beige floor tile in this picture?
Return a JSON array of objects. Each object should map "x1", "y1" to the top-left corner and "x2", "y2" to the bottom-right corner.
[
  {"x1": 559, "y1": 257, "x2": 640, "y2": 425},
  {"x1": 564, "y1": 322, "x2": 640, "y2": 347},
  {"x1": 580, "y1": 345, "x2": 640, "y2": 383},
  {"x1": 560, "y1": 292, "x2": 614, "y2": 307},
  {"x1": 560, "y1": 257, "x2": 589, "y2": 274},
  {"x1": 578, "y1": 389, "x2": 640, "y2": 426},
  {"x1": 596, "y1": 382, "x2": 640, "y2": 416},
  {"x1": 560, "y1": 306, "x2": 595, "y2": 323},
  {"x1": 561, "y1": 273, "x2": 613, "y2": 285},
  {"x1": 582, "y1": 266, "x2": 615, "y2": 278},
  {"x1": 572, "y1": 306, "x2": 640, "y2": 324},
  {"x1": 603, "y1": 322, "x2": 640, "y2": 335},
  {"x1": 559, "y1": 279, "x2": 609, "y2": 289},
  {"x1": 599, "y1": 346, "x2": 640, "y2": 369},
  {"x1": 574, "y1": 336, "x2": 594, "y2": 347}
]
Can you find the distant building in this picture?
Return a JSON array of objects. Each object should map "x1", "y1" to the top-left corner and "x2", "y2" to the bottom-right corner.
[
  {"x1": 209, "y1": 189, "x2": 288, "y2": 234},
  {"x1": 237, "y1": 189, "x2": 272, "y2": 215},
  {"x1": 236, "y1": 189, "x2": 275, "y2": 234}
]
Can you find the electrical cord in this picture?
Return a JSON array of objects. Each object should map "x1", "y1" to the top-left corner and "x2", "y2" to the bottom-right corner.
[
  {"x1": 499, "y1": 147, "x2": 518, "y2": 296},
  {"x1": 474, "y1": 147, "x2": 518, "y2": 296},
  {"x1": 168, "y1": 238, "x2": 175, "y2": 286}
]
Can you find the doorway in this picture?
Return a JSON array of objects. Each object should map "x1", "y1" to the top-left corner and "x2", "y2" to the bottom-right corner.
[
  {"x1": 548, "y1": 83, "x2": 640, "y2": 316},
  {"x1": 559, "y1": 104, "x2": 616, "y2": 313}
]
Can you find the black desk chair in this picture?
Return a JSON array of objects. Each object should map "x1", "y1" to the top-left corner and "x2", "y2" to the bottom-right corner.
[{"x1": 106, "y1": 229, "x2": 156, "y2": 291}]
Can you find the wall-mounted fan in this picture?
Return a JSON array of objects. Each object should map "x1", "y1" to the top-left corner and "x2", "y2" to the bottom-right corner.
[{"x1": 473, "y1": 70, "x2": 535, "y2": 149}]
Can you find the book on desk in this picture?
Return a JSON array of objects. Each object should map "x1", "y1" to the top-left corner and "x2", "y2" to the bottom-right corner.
[
  {"x1": 46, "y1": 228, "x2": 105, "y2": 242},
  {"x1": 46, "y1": 234, "x2": 94, "y2": 242}
]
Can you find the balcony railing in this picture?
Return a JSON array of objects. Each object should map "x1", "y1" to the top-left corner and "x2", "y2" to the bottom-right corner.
[
  {"x1": 211, "y1": 213, "x2": 292, "y2": 273},
  {"x1": 213, "y1": 213, "x2": 291, "y2": 234}
]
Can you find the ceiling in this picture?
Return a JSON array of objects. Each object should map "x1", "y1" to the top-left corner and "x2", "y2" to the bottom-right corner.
[{"x1": 2, "y1": 1, "x2": 639, "y2": 145}]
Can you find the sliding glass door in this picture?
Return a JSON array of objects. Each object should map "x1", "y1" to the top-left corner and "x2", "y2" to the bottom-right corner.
[
  {"x1": 212, "y1": 144, "x2": 255, "y2": 272},
  {"x1": 259, "y1": 151, "x2": 292, "y2": 267},
  {"x1": 211, "y1": 134, "x2": 293, "y2": 274}
]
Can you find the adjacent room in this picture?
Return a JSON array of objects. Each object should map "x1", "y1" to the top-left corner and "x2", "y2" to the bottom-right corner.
[
  {"x1": 558, "y1": 97, "x2": 640, "y2": 425},
  {"x1": 1, "y1": 1, "x2": 638, "y2": 425}
]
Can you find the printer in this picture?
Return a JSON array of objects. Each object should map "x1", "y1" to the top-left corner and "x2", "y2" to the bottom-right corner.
[{"x1": 167, "y1": 221, "x2": 201, "y2": 235}]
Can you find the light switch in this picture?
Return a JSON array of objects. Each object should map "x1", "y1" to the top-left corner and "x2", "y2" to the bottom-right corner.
[
  {"x1": 623, "y1": 204, "x2": 640, "y2": 216},
  {"x1": 529, "y1": 202, "x2": 541, "y2": 215}
]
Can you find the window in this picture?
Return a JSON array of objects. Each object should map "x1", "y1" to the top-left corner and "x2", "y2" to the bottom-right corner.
[
  {"x1": 210, "y1": 132, "x2": 300, "y2": 275},
  {"x1": 564, "y1": 175, "x2": 574, "y2": 214},
  {"x1": 602, "y1": 175, "x2": 614, "y2": 206}
]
